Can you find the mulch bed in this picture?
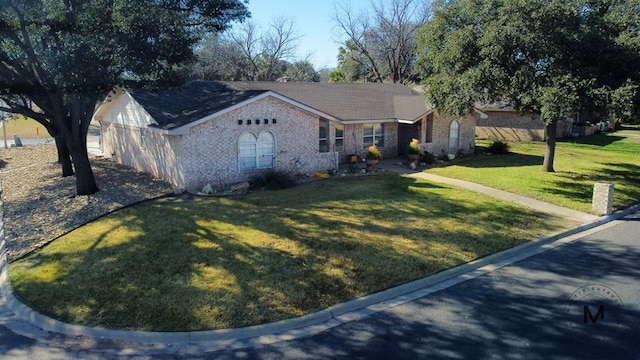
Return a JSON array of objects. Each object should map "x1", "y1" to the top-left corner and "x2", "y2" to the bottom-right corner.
[{"x1": 0, "y1": 144, "x2": 173, "y2": 261}]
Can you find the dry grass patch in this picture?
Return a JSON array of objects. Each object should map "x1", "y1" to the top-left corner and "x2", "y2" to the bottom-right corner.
[{"x1": 1, "y1": 116, "x2": 46, "y2": 139}]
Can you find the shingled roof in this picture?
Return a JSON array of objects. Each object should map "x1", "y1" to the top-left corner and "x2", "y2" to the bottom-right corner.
[
  {"x1": 224, "y1": 81, "x2": 428, "y2": 122},
  {"x1": 128, "y1": 82, "x2": 267, "y2": 130},
  {"x1": 127, "y1": 81, "x2": 428, "y2": 130}
]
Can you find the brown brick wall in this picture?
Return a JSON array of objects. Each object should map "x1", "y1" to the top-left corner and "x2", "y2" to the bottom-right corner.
[
  {"x1": 475, "y1": 110, "x2": 573, "y2": 141},
  {"x1": 421, "y1": 113, "x2": 476, "y2": 157},
  {"x1": 172, "y1": 96, "x2": 338, "y2": 189},
  {"x1": 341, "y1": 122, "x2": 399, "y2": 161}
]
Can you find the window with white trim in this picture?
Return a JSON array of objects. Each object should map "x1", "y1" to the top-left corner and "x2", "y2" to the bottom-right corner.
[
  {"x1": 335, "y1": 123, "x2": 344, "y2": 152},
  {"x1": 363, "y1": 123, "x2": 385, "y2": 148},
  {"x1": 257, "y1": 132, "x2": 275, "y2": 168},
  {"x1": 319, "y1": 118, "x2": 329, "y2": 153},
  {"x1": 449, "y1": 120, "x2": 460, "y2": 149},
  {"x1": 239, "y1": 132, "x2": 275, "y2": 170}
]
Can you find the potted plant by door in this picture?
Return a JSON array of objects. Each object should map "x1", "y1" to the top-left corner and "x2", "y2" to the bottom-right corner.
[
  {"x1": 365, "y1": 145, "x2": 382, "y2": 171},
  {"x1": 406, "y1": 138, "x2": 421, "y2": 164}
]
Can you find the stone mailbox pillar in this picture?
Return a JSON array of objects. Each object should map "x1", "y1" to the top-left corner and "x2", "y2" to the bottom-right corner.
[{"x1": 592, "y1": 183, "x2": 614, "y2": 215}]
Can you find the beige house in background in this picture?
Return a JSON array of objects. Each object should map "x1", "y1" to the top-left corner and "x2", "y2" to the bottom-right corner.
[
  {"x1": 474, "y1": 101, "x2": 574, "y2": 141},
  {"x1": 94, "y1": 81, "x2": 475, "y2": 190}
]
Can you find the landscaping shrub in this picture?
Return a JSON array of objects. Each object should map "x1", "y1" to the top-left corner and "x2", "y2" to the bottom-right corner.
[
  {"x1": 422, "y1": 151, "x2": 436, "y2": 164},
  {"x1": 249, "y1": 169, "x2": 297, "y2": 190},
  {"x1": 487, "y1": 140, "x2": 510, "y2": 155}
]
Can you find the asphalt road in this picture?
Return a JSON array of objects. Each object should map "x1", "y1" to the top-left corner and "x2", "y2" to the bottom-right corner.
[{"x1": 1, "y1": 212, "x2": 639, "y2": 359}]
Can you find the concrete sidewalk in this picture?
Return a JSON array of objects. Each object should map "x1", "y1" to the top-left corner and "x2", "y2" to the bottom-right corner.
[{"x1": 377, "y1": 157, "x2": 600, "y2": 224}]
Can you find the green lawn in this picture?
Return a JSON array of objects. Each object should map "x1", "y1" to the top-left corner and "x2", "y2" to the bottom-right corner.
[
  {"x1": 429, "y1": 129, "x2": 640, "y2": 213},
  {"x1": 9, "y1": 174, "x2": 570, "y2": 331}
]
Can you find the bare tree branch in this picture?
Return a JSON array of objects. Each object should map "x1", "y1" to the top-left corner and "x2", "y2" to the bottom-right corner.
[
  {"x1": 229, "y1": 16, "x2": 302, "y2": 81},
  {"x1": 333, "y1": 0, "x2": 431, "y2": 83}
]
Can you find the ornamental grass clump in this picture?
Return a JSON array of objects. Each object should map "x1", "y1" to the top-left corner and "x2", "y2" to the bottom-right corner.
[
  {"x1": 250, "y1": 169, "x2": 297, "y2": 190},
  {"x1": 407, "y1": 138, "x2": 421, "y2": 155},
  {"x1": 487, "y1": 140, "x2": 510, "y2": 155}
]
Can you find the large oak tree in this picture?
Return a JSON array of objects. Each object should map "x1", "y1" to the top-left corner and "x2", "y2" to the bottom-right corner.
[
  {"x1": 417, "y1": 0, "x2": 639, "y2": 172},
  {"x1": 0, "y1": 0, "x2": 249, "y2": 195}
]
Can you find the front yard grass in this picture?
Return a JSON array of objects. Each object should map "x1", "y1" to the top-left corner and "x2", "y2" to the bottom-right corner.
[
  {"x1": 9, "y1": 174, "x2": 571, "y2": 331},
  {"x1": 428, "y1": 128, "x2": 640, "y2": 213}
]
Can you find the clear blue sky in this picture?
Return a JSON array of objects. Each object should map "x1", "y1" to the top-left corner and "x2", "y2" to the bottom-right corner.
[{"x1": 241, "y1": 0, "x2": 371, "y2": 70}]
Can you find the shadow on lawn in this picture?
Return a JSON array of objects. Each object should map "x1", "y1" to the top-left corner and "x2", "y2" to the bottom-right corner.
[
  {"x1": 559, "y1": 132, "x2": 628, "y2": 147},
  {"x1": 251, "y1": 232, "x2": 640, "y2": 359},
  {"x1": 219, "y1": 214, "x2": 640, "y2": 360},
  {"x1": 545, "y1": 162, "x2": 640, "y2": 211},
  {"x1": 10, "y1": 174, "x2": 565, "y2": 332},
  {"x1": 444, "y1": 152, "x2": 543, "y2": 169}
]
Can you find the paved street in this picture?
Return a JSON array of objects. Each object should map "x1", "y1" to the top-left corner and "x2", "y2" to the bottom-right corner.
[{"x1": 1, "y1": 210, "x2": 638, "y2": 359}]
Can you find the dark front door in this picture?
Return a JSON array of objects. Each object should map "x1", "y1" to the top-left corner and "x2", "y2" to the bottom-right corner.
[{"x1": 398, "y1": 122, "x2": 421, "y2": 156}]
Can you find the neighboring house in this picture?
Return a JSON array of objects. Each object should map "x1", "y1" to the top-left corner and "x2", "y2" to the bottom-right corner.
[
  {"x1": 94, "y1": 81, "x2": 475, "y2": 190},
  {"x1": 474, "y1": 101, "x2": 574, "y2": 141}
]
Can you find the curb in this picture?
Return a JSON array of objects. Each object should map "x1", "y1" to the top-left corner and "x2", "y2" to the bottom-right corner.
[{"x1": 1, "y1": 201, "x2": 638, "y2": 355}]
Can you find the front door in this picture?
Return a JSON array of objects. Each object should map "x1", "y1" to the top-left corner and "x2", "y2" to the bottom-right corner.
[{"x1": 398, "y1": 122, "x2": 421, "y2": 156}]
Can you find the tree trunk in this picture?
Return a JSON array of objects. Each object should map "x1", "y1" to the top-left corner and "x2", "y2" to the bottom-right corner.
[
  {"x1": 542, "y1": 121, "x2": 557, "y2": 172},
  {"x1": 19, "y1": 115, "x2": 74, "y2": 177},
  {"x1": 55, "y1": 135, "x2": 74, "y2": 177},
  {"x1": 69, "y1": 141, "x2": 99, "y2": 195}
]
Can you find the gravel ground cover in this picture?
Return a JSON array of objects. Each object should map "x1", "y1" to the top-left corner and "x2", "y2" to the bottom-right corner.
[{"x1": 0, "y1": 144, "x2": 173, "y2": 261}]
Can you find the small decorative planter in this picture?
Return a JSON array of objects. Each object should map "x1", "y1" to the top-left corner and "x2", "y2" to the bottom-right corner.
[
  {"x1": 366, "y1": 158, "x2": 379, "y2": 172},
  {"x1": 365, "y1": 145, "x2": 382, "y2": 172},
  {"x1": 406, "y1": 138, "x2": 421, "y2": 160},
  {"x1": 407, "y1": 153, "x2": 420, "y2": 163},
  {"x1": 348, "y1": 154, "x2": 359, "y2": 164}
]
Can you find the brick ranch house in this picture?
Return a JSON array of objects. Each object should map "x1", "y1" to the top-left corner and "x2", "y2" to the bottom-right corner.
[{"x1": 94, "y1": 81, "x2": 475, "y2": 190}]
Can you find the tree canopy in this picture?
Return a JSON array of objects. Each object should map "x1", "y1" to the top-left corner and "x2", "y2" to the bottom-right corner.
[
  {"x1": 417, "y1": 0, "x2": 640, "y2": 171},
  {"x1": 0, "y1": 0, "x2": 248, "y2": 194}
]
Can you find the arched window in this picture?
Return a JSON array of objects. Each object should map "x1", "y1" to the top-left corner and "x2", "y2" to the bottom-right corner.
[
  {"x1": 239, "y1": 132, "x2": 257, "y2": 170},
  {"x1": 239, "y1": 131, "x2": 275, "y2": 170},
  {"x1": 257, "y1": 131, "x2": 275, "y2": 168},
  {"x1": 449, "y1": 120, "x2": 460, "y2": 150}
]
